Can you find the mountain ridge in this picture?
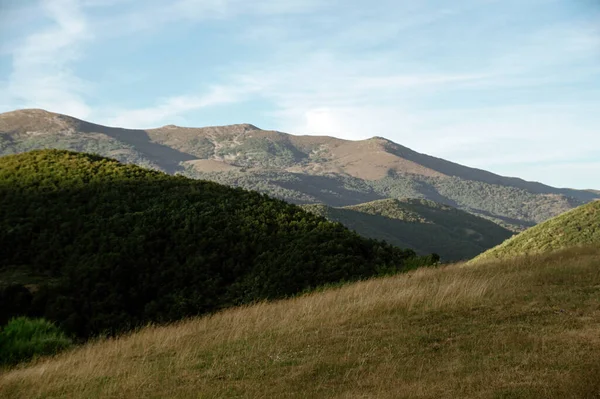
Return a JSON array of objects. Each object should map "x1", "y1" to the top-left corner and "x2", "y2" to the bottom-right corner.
[{"x1": 1, "y1": 108, "x2": 598, "y2": 231}]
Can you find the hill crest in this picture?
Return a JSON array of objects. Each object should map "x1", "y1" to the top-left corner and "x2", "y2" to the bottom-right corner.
[{"x1": 471, "y1": 200, "x2": 600, "y2": 263}]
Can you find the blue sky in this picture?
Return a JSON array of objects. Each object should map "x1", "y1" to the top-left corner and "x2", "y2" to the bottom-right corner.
[{"x1": 1, "y1": 0, "x2": 599, "y2": 189}]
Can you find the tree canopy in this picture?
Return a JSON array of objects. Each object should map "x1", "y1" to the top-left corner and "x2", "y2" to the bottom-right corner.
[{"x1": 0, "y1": 150, "x2": 437, "y2": 338}]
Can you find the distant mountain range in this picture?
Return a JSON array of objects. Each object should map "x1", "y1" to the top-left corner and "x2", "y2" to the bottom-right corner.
[{"x1": 1, "y1": 109, "x2": 598, "y2": 233}]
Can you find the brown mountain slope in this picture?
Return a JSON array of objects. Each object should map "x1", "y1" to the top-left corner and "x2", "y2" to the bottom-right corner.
[
  {"x1": 146, "y1": 124, "x2": 445, "y2": 180},
  {"x1": 0, "y1": 109, "x2": 196, "y2": 172},
  {"x1": 1, "y1": 108, "x2": 598, "y2": 231},
  {"x1": 2, "y1": 109, "x2": 441, "y2": 179}
]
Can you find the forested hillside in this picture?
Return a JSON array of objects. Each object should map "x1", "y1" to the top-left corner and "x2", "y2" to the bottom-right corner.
[
  {"x1": 186, "y1": 170, "x2": 585, "y2": 231},
  {"x1": 0, "y1": 150, "x2": 437, "y2": 338},
  {"x1": 302, "y1": 199, "x2": 513, "y2": 261}
]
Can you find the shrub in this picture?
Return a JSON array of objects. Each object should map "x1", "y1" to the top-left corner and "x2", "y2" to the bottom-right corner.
[{"x1": 0, "y1": 317, "x2": 72, "y2": 366}]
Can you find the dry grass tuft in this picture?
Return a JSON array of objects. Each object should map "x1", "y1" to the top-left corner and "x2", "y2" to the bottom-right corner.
[{"x1": 2, "y1": 246, "x2": 600, "y2": 398}]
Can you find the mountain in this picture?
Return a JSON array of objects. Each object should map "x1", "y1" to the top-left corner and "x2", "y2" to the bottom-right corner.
[
  {"x1": 1, "y1": 109, "x2": 598, "y2": 231},
  {"x1": 3, "y1": 246, "x2": 600, "y2": 398},
  {"x1": 0, "y1": 150, "x2": 436, "y2": 337},
  {"x1": 302, "y1": 198, "x2": 513, "y2": 261},
  {"x1": 471, "y1": 200, "x2": 600, "y2": 263}
]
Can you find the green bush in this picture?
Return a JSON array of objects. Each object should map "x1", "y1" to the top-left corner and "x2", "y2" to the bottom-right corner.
[{"x1": 0, "y1": 317, "x2": 72, "y2": 366}]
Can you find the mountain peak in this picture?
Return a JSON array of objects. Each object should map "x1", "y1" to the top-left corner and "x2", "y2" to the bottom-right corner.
[
  {"x1": 153, "y1": 122, "x2": 261, "y2": 132},
  {"x1": 0, "y1": 108, "x2": 83, "y2": 134},
  {"x1": 235, "y1": 123, "x2": 261, "y2": 131},
  {"x1": 1, "y1": 108, "x2": 54, "y2": 117}
]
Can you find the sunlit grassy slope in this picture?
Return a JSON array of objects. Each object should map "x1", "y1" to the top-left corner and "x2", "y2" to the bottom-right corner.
[
  {"x1": 2, "y1": 246, "x2": 599, "y2": 398},
  {"x1": 471, "y1": 200, "x2": 600, "y2": 264}
]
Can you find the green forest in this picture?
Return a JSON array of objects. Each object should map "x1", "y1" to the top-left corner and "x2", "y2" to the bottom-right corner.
[
  {"x1": 0, "y1": 150, "x2": 438, "y2": 339},
  {"x1": 302, "y1": 198, "x2": 513, "y2": 261}
]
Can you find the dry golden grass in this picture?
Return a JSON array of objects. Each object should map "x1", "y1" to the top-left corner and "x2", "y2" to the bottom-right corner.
[{"x1": 2, "y1": 246, "x2": 600, "y2": 398}]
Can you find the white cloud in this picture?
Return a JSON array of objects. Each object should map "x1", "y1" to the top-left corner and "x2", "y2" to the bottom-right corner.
[
  {"x1": 501, "y1": 162, "x2": 600, "y2": 190},
  {"x1": 205, "y1": 25, "x2": 598, "y2": 188},
  {"x1": 173, "y1": 0, "x2": 323, "y2": 18},
  {"x1": 271, "y1": 105, "x2": 422, "y2": 141},
  {"x1": 91, "y1": 0, "x2": 324, "y2": 37},
  {"x1": 1, "y1": 0, "x2": 598, "y2": 188},
  {"x1": 0, "y1": 0, "x2": 93, "y2": 118},
  {"x1": 104, "y1": 83, "x2": 261, "y2": 128}
]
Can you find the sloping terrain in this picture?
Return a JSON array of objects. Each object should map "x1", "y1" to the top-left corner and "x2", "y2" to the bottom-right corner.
[
  {"x1": 0, "y1": 150, "x2": 435, "y2": 338},
  {"x1": 1, "y1": 109, "x2": 598, "y2": 231},
  {"x1": 302, "y1": 199, "x2": 513, "y2": 261},
  {"x1": 2, "y1": 246, "x2": 599, "y2": 398},
  {"x1": 471, "y1": 200, "x2": 600, "y2": 263}
]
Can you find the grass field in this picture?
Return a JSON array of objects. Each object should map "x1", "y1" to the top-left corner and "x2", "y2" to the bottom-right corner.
[
  {"x1": 471, "y1": 200, "x2": 599, "y2": 264},
  {"x1": 2, "y1": 246, "x2": 600, "y2": 398}
]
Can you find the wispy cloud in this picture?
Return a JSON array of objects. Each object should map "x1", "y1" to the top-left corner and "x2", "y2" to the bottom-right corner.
[
  {"x1": 174, "y1": 0, "x2": 323, "y2": 17},
  {"x1": 502, "y1": 161, "x2": 600, "y2": 189},
  {"x1": 91, "y1": 0, "x2": 325, "y2": 37},
  {"x1": 104, "y1": 83, "x2": 261, "y2": 128},
  {"x1": 0, "y1": 0, "x2": 92, "y2": 118},
  {"x1": 1, "y1": 0, "x2": 598, "y2": 188}
]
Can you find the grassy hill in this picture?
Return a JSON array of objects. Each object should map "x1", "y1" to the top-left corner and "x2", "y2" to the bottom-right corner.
[
  {"x1": 471, "y1": 200, "x2": 600, "y2": 263},
  {"x1": 0, "y1": 150, "x2": 436, "y2": 338},
  {"x1": 2, "y1": 109, "x2": 598, "y2": 232},
  {"x1": 2, "y1": 246, "x2": 599, "y2": 398},
  {"x1": 302, "y1": 199, "x2": 513, "y2": 262}
]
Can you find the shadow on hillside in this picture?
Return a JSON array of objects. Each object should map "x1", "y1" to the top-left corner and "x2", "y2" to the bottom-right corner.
[
  {"x1": 468, "y1": 209, "x2": 535, "y2": 230},
  {"x1": 277, "y1": 174, "x2": 384, "y2": 207},
  {"x1": 78, "y1": 121, "x2": 198, "y2": 173},
  {"x1": 325, "y1": 207, "x2": 505, "y2": 261},
  {"x1": 411, "y1": 180, "x2": 461, "y2": 208}
]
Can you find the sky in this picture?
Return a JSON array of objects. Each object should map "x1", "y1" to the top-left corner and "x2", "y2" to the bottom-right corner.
[{"x1": 0, "y1": 0, "x2": 599, "y2": 189}]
